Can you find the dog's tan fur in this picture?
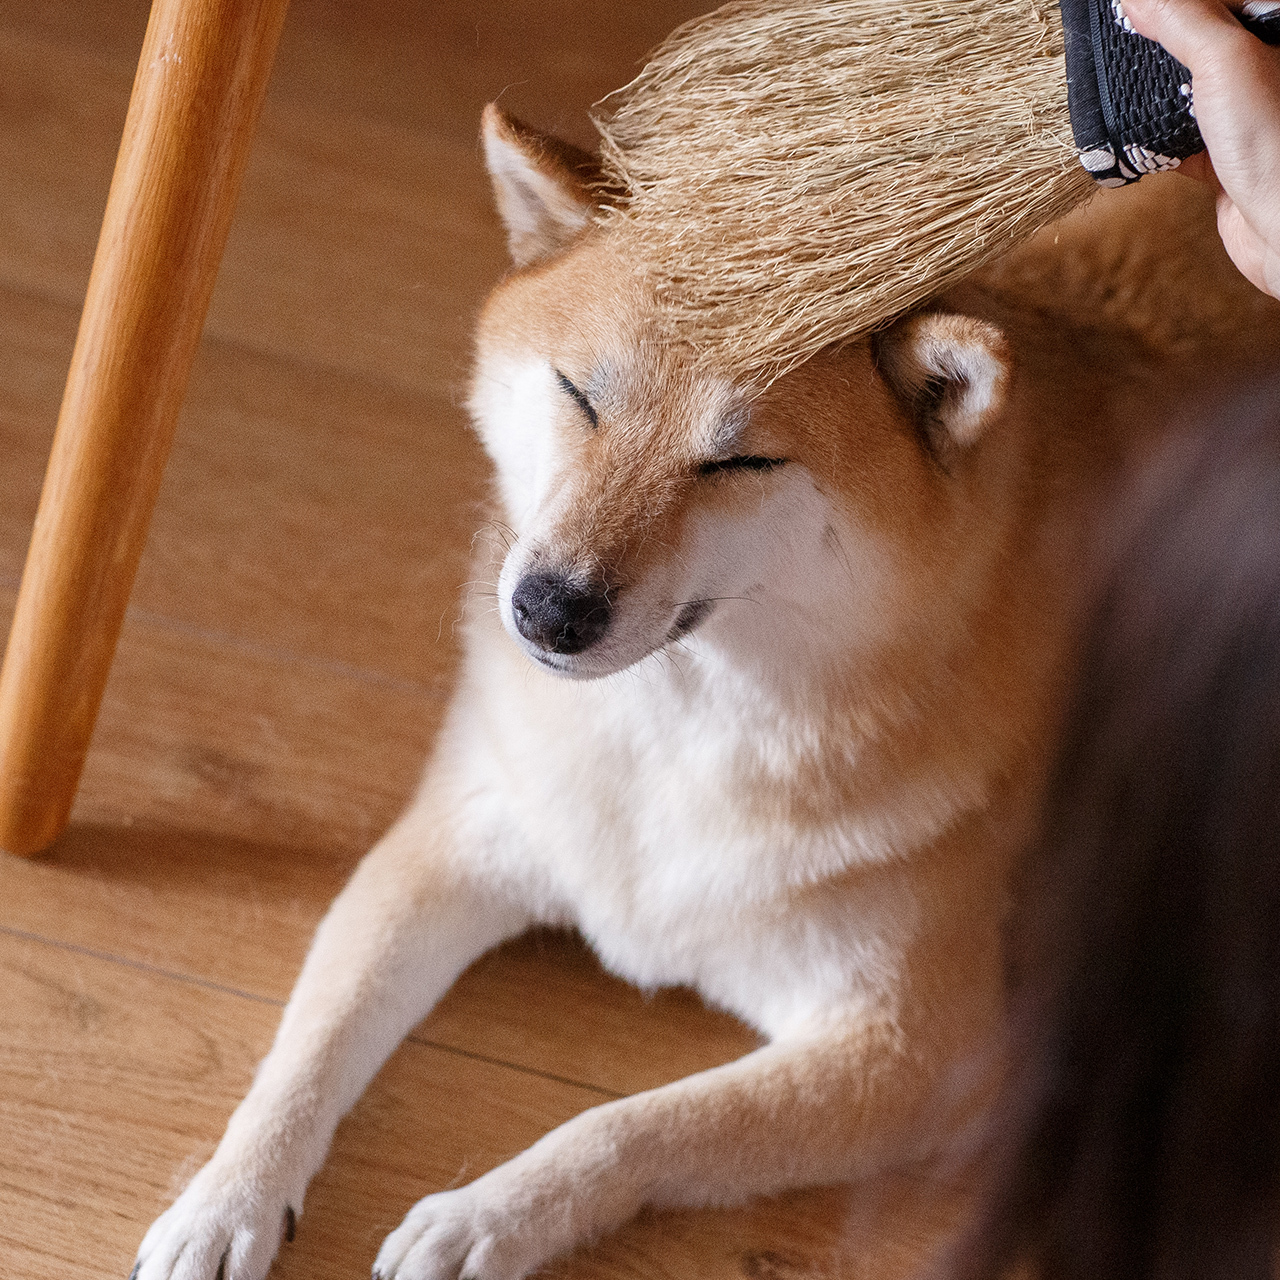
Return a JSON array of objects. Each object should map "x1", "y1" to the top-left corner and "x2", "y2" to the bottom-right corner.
[{"x1": 132, "y1": 106, "x2": 1280, "y2": 1280}]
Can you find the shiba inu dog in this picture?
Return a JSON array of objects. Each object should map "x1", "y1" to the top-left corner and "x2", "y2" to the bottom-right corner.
[{"x1": 131, "y1": 106, "x2": 1280, "y2": 1280}]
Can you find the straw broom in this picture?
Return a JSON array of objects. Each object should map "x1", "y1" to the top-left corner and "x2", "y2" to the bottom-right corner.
[{"x1": 595, "y1": 0, "x2": 1280, "y2": 379}]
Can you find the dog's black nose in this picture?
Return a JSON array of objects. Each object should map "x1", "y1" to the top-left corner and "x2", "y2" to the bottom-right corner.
[{"x1": 511, "y1": 572, "x2": 611, "y2": 655}]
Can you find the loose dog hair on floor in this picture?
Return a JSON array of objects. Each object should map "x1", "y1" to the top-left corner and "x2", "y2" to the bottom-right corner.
[{"x1": 948, "y1": 384, "x2": 1280, "y2": 1280}]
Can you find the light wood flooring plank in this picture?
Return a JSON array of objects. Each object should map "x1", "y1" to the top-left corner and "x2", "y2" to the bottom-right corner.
[
  {"x1": 0, "y1": 0, "x2": 710, "y2": 401},
  {"x1": 73, "y1": 602, "x2": 442, "y2": 855},
  {"x1": 0, "y1": 27, "x2": 124, "y2": 318},
  {"x1": 0, "y1": 579, "x2": 434, "y2": 852},
  {"x1": 5, "y1": 0, "x2": 711, "y2": 151},
  {"x1": 135, "y1": 333, "x2": 487, "y2": 687},
  {"x1": 0, "y1": 278, "x2": 486, "y2": 845},
  {"x1": 0, "y1": 24, "x2": 495, "y2": 401},
  {"x1": 0, "y1": 814, "x2": 758, "y2": 1098},
  {"x1": 0, "y1": 280, "x2": 487, "y2": 685},
  {"x1": 0, "y1": 284, "x2": 65, "y2": 588}
]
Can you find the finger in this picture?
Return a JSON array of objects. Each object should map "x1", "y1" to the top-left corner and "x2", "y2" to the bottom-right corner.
[
  {"x1": 1121, "y1": 0, "x2": 1256, "y2": 67},
  {"x1": 1217, "y1": 198, "x2": 1280, "y2": 296}
]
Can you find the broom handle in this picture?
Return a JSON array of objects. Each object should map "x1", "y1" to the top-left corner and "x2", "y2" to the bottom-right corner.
[{"x1": 0, "y1": 0, "x2": 290, "y2": 856}]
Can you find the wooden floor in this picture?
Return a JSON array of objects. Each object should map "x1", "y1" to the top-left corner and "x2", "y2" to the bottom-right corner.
[{"x1": 0, "y1": 3, "x2": 975, "y2": 1278}]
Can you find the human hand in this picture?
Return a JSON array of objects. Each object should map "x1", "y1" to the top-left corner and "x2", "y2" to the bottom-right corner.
[{"x1": 1123, "y1": 0, "x2": 1280, "y2": 298}]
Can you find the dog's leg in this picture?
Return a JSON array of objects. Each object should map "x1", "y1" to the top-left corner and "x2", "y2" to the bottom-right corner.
[
  {"x1": 374, "y1": 1010, "x2": 978, "y2": 1280},
  {"x1": 132, "y1": 801, "x2": 531, "y2": 1280}
]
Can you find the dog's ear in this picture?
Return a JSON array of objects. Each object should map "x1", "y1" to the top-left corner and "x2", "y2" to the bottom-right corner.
[
  {"x1": 873, "y1": 313, "x2": 1012, "y2": 462},
  {"x1": 481, "y1": 103, "x2": 602, "y2": 268}
]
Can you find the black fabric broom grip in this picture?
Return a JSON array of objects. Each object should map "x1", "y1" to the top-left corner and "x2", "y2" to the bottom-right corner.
[
  {"x1": 1240, "y1": 3, "x2": 1280, "y2": 41},
  {"x1": 1062, "y1": 0, "x2": 1280, "y2": 186}
]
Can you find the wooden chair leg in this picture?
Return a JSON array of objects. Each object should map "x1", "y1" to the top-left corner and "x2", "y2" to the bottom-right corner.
[{"x1": 0, "y1": 0, "x2": 291, "y2": 856}]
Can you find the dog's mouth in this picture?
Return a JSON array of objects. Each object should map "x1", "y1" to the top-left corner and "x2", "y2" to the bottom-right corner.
[
  {"x1": 666, "y1": 599, "x2": 714, "y2": 643},
  {"x1": 525, "y1": 648, "x2": 576, "y2": 672},
  {"x1": 510, "y1": 596, "x2": 718, "y2": 680}
]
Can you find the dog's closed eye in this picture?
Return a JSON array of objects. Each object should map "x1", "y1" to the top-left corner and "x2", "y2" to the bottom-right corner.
[
  {"x1": 697, "y1": 456, "x2": 787, "y2": 478},
  {"x1": 554, "y1": 370, "x2": 598, "y2": 430}
]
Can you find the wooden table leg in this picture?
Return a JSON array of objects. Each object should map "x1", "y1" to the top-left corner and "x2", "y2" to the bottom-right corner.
[{"x1": 0, "y1": 0, "x2": 291, "y2": 856}]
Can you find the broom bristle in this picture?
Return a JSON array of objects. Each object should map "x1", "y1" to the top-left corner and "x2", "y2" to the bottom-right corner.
[{"x1": 595, "y1": 0, "x2": 1095, "y2": 379}]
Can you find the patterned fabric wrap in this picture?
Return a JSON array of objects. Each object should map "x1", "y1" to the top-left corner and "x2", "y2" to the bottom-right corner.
[{"x1": 1061, "y1": 0, "x2": 1280, "y2": 186}]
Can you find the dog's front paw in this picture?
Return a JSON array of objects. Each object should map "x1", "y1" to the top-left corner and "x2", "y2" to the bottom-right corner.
[
  {"x1": 373, "y1": 1175, "x2": 560, "y2": 1280},
  {"x1": 132, "y1": 1161, "x2": 298, "y2": 1280}
]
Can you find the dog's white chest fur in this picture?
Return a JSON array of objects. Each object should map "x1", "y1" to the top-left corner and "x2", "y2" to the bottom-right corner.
[{"x1": 441, "y1": 619, "x2": 922, "y2": 1038}]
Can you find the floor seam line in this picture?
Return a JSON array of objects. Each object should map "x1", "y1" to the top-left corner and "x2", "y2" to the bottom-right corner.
[
  {"x1": 0, "y1": 924, "x2": 284, "y2": 1006},
  {"x1": 0, "y1": 923, "x2": 625, "y2": 1098},
  {"x1": 403, "y1": 1034, "x2": 623, "y2": 1099}
]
